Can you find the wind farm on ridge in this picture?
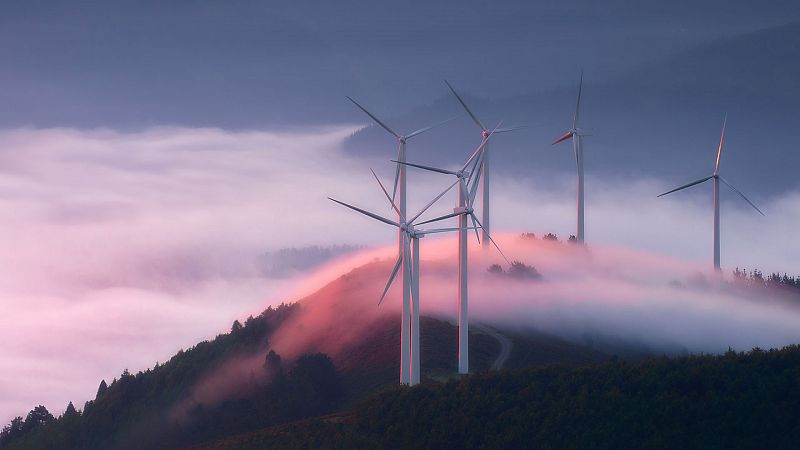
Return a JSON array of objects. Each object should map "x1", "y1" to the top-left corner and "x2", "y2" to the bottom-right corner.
[{"x1": 332, "y1": 75, "x2": 765, "y2": 386}]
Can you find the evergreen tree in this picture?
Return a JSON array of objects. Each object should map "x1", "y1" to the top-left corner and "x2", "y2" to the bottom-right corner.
[
  {"x1": 23, "y1": 405, "x2": 54, "y2": 431},
  {"x1": 96, "y1": 379, "x2": 108, "y2": 399},
  {"x1": 63, "y1": 402, "x2": 78, "y2": 417}
]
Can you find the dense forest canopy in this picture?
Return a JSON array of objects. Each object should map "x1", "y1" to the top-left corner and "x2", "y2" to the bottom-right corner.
[{"x1": 198, "y1": 346, "x2": 800, "y2": 449}]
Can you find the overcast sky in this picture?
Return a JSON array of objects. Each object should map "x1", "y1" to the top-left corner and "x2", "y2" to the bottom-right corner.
[{"x1": 1, "y1": 0, "x2": 799, "y2": 127}]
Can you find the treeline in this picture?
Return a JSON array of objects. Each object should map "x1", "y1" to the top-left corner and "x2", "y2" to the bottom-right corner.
[
  {"x1": 0, "y1": 303, "x2": 347, "y2": 450},
  {"x1": 200, "y1": 345, "x2": 800, "y2": 449},
  {"x1": 519, "y1": 232, "x2": 578, "y2": 243},
  {"x1": 487, "y1": 261, "x2": 542, "y2": 280},
  {"x1": 733, "y1": 267, "x2": 800, "y2": 292}
]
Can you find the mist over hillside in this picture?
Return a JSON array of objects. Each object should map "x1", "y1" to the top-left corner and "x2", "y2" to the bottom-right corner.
[{"x1": 4, "y1": 235, "x2": 800, "y2": 448}]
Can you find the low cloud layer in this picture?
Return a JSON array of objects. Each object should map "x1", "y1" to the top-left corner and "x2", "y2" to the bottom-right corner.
[
  {"x1": 0, "y1": 125, "x2": 798, "y2": 423},
  {"x1": 270, "y1": 236, "x2": 800, "y2": 362}
]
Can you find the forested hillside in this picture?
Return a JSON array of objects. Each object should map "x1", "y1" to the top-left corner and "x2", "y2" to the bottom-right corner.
[{"x1": 199, "y1": 346, "x2": 800, "y2": 450}]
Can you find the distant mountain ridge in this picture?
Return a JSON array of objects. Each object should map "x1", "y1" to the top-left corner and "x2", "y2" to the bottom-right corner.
[{"x1": 345, "y1": 22, "x2": 800, "y2": 197}]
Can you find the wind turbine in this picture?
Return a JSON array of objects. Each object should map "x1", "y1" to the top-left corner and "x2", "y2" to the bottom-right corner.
[
  {"x1": 657, "y1": 114, "x2": 764, "y2": 271},
  {"x1": 444, "y1": 80, "x2": 526, "y2": 247},
  {"x1": 552, "y1": 72, "x2": 589, "y2": 243},
  {"x1": 394, "y1": 124, "x2": 509, "y2": 374},
  {"x1": 330, "y1": 173, "x2": 474, "y2": 385},
  {"x1": 344, "y1": 97, "x2": 450, "y2": 384}
]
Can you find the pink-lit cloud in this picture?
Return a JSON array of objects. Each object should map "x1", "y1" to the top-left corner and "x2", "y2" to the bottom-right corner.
[{"x1": 174, "y1": 233, "x2": 800, "y2": 415}]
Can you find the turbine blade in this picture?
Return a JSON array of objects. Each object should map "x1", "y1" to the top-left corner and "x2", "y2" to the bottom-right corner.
[
  {"x1": 719, "y1": 176, "x2": 765, "y2": 216},
  {"x1": 572, "y1": 133, "x2": 579, "y2": 167},
  {"x1": 415, "y1": 211, "x2": 461, "y2": 226},
  {"x1": 467, "y1": 149, "x2": 485, "y2": 207},
  {"x1": 495, "y1": 125, "x2": 530, "y2": 133},
  {"x1": 467, "y1": 140, "x2": 484, "y2": 175},
  {"x1": 390, "y1": 146, "x2": 401, "y2": 204},
  {"x1": 404, "y1": 116, "x2": 458, "y2": 140},
  {"x1": 378, "y1": 256, "x2": 403, "y2": 305},
  {"x1": 552, "y1": 130, "x2": 573, "y2": 145},
  {"x1": 459, "y1": 178, "x2": 469, "y2": 201},
  {"x1": 444, "y1": 80, "x2": 486, "y2": 131},
  {"x1": 656, "y1": 175, "x2": 714, "y2": 197},
  {"x1": 346, "y1": 96, "x2": 400, "y2": 139},
  {"x1": 715, "y1": 113, "x2": 727, "y2": 174},
  {"x1": 370, "y1": 168, "x2": 404, "y2": 222},
  {"x1": 469, "y1": 213, "x2": 481, "y2": 244},
  {"x1": 328, "y1": 197, "x2": 400, "y2": 228},
  {"x1": 404, "y1": 236, "x2": 413, "y2": 288},
  {"x1": 391, "y1": 160, "x2": 458, "y2": 176},
  {"x1": 471, "y1": 214, "x2": 510, "y2": 264},
  {"x1": 573, "y1": 71, "x2": 583, "y2": 130},
  {"x1": 408, "y1": 179, "x2": 460, "y2": 224}
]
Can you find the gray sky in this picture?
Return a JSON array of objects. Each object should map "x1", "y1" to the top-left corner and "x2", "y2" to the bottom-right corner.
[{"x1": 1, "y1": 0, "x2": 798, "y2": 127}]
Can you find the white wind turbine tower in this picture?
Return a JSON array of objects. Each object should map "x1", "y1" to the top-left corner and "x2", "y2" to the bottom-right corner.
[
  {"x1": 394, "y1": 124, "x2": 509, "y2": 375},
  {"x1": 552, "y1": 72, "x2": 589, "y2": 243},
  {"x1": 658, "y1": 114, "x2": 764, "y2": 272},
  {"x1": 330, "y1": 172, "x2": 473, "y2": 385},
  {"x1": 345, "y1": 96, "x2": 451, "y2": 383},
  {"x1": 444, "y1": 80, "x2": 526, "y2": 247}
]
